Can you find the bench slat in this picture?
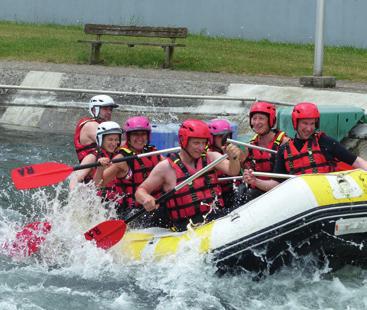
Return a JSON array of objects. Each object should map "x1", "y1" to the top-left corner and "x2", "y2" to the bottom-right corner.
[
  {"x1": 78, "y1": 40, "x2": 185, "y2": 47},
  {"x1": 84, "y1": 24, "x2": 188, "y2": 38}
]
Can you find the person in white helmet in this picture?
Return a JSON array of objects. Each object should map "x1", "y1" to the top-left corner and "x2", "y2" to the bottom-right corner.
[
  {"x1": 69, "y1": 121, "x2": 125, "y2": 191},
  {"x1": 73, "y1": 95, "x2": 119, "y2": 163}
]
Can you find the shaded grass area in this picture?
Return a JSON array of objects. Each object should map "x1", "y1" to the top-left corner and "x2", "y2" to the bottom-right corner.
[{"x1": 1, "y1": 21, "x2": 367, "y2": 81}]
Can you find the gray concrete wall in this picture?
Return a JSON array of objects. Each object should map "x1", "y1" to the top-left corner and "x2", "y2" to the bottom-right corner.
[{"x1": 1, "y1": 0, "x2": 367, "y2": 48}]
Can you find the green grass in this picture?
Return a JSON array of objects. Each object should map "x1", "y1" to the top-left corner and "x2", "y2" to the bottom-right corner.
[{"x1": 1, "y1": 21, "x2": 367, "y2": 81}]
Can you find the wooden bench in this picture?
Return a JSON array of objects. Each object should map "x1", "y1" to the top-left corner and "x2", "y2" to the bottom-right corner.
[{"x1": 78, "y1": 24, "x2": 188, "y2": 68}]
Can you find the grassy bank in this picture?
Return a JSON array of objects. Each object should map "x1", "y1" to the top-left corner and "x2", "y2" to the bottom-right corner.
[{"x1": 1, "y1": 21, "x2": 367, "y2": 81}]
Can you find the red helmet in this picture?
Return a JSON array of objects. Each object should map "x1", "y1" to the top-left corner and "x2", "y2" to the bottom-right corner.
[
  {"x1": 178, "y1": 119, "x2": 211, "y2": 148},
  {"x1": 291, "y1": 102, "x2": 320, "y2": 129},
  {"x1": 249, "y1": 101, "x2": 277, "y2": 128}
]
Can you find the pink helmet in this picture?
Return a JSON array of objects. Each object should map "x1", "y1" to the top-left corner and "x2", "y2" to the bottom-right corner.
[
  {"x1": 178, "y1": 119, "x2": 211, "y2": 148},
  {"x1": 291, "y1": 102, "x2": 320, "y2": 129},
  {"x1": 124, "y1": 116, "x2": 151, "y2": 142},
  {"x1": 208, "y1": 119, "x2": 233, "y2": 145},
  {"x1": 249, "y1": 101, "x2": 277, "y2": 128},
  {"x1": 123, "y1": 116, "x2": 151, "y2": 133}
]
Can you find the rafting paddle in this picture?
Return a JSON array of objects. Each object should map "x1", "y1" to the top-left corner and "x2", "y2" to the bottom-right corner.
[
  {"x1": 226, "y1": 138, "x2": 277, "y2": 154},
  {"x1": 218, "y1": 172, "x2": 295, "y2": 182},
  {"x1": 84, "y1": 153, "x2": 230, "y2": 249},
  {"x1": 2, "y1": 221, "x2": 52, "y2": 257},
  {"x1": 11, "y1": 146, "x2": 181, "y2": 190}
]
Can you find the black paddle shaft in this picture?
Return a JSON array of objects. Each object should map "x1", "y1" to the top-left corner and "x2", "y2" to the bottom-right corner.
[
  {"x1": 73, "y1": 147, "x2": 181, "y2": 172},
  {"x1": 73, "y1": 153, "x2": 139, "y2": 172}
]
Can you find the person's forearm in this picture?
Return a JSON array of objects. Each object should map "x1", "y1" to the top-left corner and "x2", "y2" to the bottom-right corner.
[
  {"x1": 135, "y1": 186, "x2": 159, "y2": 211},
  {"x1": 135, "y1": 187, "x2": 150, "y2": 205},
  {"x1": 253, "y1": 178, "x2": 280, "y2": 192},
  {"x1": 93, "y1": 167, "x2": 104, "y2": 187},
  {"x1": 228, "y1": 158, "x2": 241, "y2": 176},
  {"x1": 352, "y1": 156, "x2": 367, "y2": 171}
]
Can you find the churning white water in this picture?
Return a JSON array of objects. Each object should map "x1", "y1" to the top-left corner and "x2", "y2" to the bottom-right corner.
[{"x1": 1, "y1": 130, "x2": 367, "y2": 309}]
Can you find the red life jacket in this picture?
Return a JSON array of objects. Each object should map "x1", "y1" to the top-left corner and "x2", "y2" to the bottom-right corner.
[
  {"x1": 244, "y1": 130, "x2": 286, "y2": 178},
  {"x1": 74, "y1": 117, "x2": 101, "y2": 163},
  {"x1": 208, "y1": 145, "x2": 234, "y2": 196},
  {"x1": 335, "y1": 161, "x2": 353, "y2": 171},
  {"x1": 95, "y1": 148, "x2": 123, "y2": 204},
  {"x1": 284, "y1": 132, "x2": 336, "y2": 175},
  {"x1": 114, "y1": 144, "x2": 161, "y2": 209},
  {"x1": 165, "y1": 153, "x2": 224, "y2": 223}
]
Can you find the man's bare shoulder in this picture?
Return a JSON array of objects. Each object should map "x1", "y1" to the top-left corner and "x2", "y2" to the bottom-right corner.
[
  {"x1": 80, "y1": 120, "x2": 99, "y2": 143},
  {"x1": 153, "y1": 159, "x2": 172, "y2": 173},
  {"x1": 82, "y1": 120, "x2": 98, "y2": 131}
]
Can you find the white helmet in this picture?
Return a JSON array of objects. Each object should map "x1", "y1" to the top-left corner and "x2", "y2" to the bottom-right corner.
[
  {"x1": 96, "y1": 121, "x2": 123, "y2": 147},
  {"x1": 89, "y1": 95, "x2": 119, "y2": 118}
]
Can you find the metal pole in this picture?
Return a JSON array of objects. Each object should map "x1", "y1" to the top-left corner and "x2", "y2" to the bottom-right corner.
[
  {"x1": 313, "y1": 0, "x2": 325, "y2": 76},
  {"x1": 0, "y1": 84, "x2": 255, "y2": 103}
]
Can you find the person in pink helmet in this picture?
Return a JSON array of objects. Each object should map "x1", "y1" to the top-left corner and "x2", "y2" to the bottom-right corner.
[
  {"x1": 207, "y1": 119, "x2": 239, "y2": 208},
  {"x1": 243, "y1": 102, "x2": 367, "y2": 191},
  {"x1": 135, "y1": 119, "x2": 241, "y2": 231},
  {"x1": 208, "y1": 119, "x2": 233, "y2": 152},
  {"x1": 94, "y1": 116, "x2": 162, "y2": 220}
]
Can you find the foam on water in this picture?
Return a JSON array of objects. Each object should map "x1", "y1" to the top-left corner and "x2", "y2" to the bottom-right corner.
[
  {"x1": 2, "y1": 132, "x2": 367, "y2": 309},
  {"x1": 2, "y1": 184, "x2": 367, "y2": 309}
]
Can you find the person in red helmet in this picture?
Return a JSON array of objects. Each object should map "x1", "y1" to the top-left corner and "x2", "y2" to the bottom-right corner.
[
  {"x1": 242, "y1": 101, "x2": 289, "y2": 172},
  {"x1": 135, "y1": 119, "x2": 241, "y2": 231},
  {"x1": 237, "y1": 101, "x2": 289, "y2": 202},
  {"x1": 243, "y1": 102, "x2": 367, "y2": 191}
]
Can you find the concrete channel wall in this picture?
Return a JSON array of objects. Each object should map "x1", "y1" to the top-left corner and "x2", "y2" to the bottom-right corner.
[
  {"x1": 1, "y1": 62, "x2": 367, "y2": 159},
  {"x1": 1, "y1": 0, "x2": 367, "y2": 48},
  {"x1": 0, "y1": 67, "x2": 256, "y2": 135}
]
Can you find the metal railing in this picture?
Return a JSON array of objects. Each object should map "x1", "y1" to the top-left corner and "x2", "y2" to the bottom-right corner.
[
  {"x1": 0, "y1": 84, "x2": 295, "y2": 108},
  {"x1": 0, "y1": 84, "x2": 255, "y2": 102}
]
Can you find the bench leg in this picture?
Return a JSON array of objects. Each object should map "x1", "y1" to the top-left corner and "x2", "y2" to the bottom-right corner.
[
  {"x1": 90, "y1": 42, "x2": 102, "y2": 65},
  {"x1": 163, "y1": 46, "x2": 174, "y2": 69}
]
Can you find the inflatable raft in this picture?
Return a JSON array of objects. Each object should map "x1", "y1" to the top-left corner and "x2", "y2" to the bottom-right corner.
[{"x1": 111, "y1": 169, "x2": 367, "y2": 274}]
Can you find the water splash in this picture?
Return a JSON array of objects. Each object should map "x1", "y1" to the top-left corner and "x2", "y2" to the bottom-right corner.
[{"x1": 1, "y1": 159, "x2": 367, "y2": 309}]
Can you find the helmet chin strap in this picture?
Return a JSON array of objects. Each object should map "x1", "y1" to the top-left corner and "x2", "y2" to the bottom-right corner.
[{"x1": 181, "y1": 147, "x2": 199, "y2": 163}]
